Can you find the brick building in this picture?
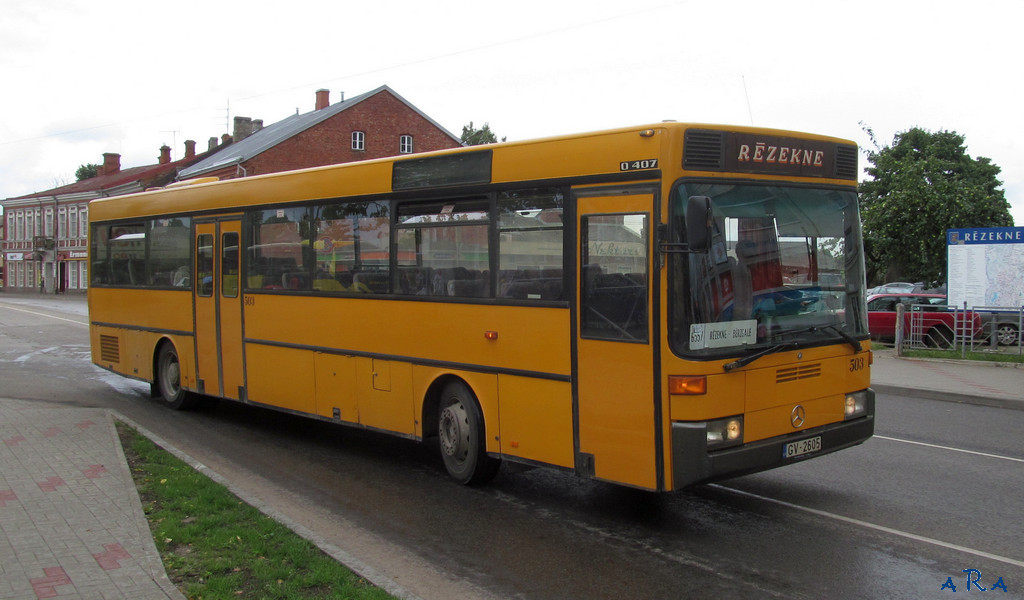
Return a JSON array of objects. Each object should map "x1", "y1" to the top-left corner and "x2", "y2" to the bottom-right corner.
[
  {"x1": 2, "y1": 142, "x2": 214, "y2": 294},
  {"x1": 178, "y1": 85, "x2": 463, "y2": 181}
]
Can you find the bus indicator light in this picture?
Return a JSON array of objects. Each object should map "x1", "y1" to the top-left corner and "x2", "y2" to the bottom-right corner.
[
  {"x1": 484, "y1": 331, "x2": 499, "y2": 341},
  {"x1": 668, "y1": 375, "x2": 706, "y2": 395}
]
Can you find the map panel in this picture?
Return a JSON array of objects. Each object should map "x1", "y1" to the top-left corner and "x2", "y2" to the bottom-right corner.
[{"x1": 947, "y1": 227, "x2": 1024, "y2": 309}]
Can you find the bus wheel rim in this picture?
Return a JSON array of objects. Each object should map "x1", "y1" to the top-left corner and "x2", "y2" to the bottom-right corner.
[
  {"x1": 439, "y1": 402, "x2": 469, "y2": 461},
  {"x1": 163, "y1": 357, "x2": 180, "y2": 394}
]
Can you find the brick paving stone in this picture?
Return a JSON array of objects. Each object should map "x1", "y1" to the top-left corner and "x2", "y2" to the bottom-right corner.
[{"x1": 0, "y1": 398, "x2": 183, "y2": 599}]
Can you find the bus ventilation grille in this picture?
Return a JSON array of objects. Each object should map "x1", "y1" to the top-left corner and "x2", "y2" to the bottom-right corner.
[
  {"x1": 99, "y1": 335, "x2": 120, "y2": 363},
  {"x1": 775, "y1": 364, "x2": 821, "y2": 383},
  {"x1": 683, "y1": 130, "x2": 725, "y2": 170},
  {"x1": 834, "y1": 144, "x2": 858, "y2": 180}
]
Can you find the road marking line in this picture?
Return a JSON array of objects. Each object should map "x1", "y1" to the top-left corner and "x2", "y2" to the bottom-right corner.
[
  {"x1": 713, "y1": 484, "x2": 1024, "y2": 569},
  {"x1": 875, "y1": 434, "x2": 1024, "y2": 464},
  {"x1": 0, "y1": 303, "x2": 88, "y2": 326}
]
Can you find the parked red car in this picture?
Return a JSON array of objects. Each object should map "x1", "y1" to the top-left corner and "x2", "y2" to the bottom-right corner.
[{"x1": 867, "y1": 293, "x2": 983, "y2": 347}]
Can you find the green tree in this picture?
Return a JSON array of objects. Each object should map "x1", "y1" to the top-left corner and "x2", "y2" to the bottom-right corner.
[
  {"x1": 460, "y1": 121, "x2": 505, "y2": 145},
  {"x1": 859, "y1": 127, "x2": 1013, "y2": 287},
  {"x1": 75, "y1": 163, "x2": 100, "y2": 181}
]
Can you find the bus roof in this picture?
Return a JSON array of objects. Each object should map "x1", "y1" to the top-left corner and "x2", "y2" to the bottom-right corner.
[{"x1": 89, "y1": 122, "x2": 857, "y2": 222}]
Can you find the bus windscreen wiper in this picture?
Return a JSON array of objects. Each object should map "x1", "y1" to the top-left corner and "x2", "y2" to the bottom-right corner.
[
  {"x1": 822, "y1": 324, "x2": 862, "y2": 352},
  {"x1": 776, "y1": 323, "x2": 862, "y2": 352},
  {"x1": 723, "y1": 342, "x2": 799, "y2": 372}
]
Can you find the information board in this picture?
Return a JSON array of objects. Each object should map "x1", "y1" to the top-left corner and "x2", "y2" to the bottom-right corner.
[{"x1": 946, "y1": 227, "x2": 1024, "y2": 309}]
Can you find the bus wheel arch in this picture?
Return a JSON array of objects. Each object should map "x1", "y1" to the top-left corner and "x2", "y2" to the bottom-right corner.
[
  {"x1": 425, "y1": 376, "x2": 500, "y2": 485},
  {"x1": 154, "y1": 339, "x2": 199, "y2": 410}
]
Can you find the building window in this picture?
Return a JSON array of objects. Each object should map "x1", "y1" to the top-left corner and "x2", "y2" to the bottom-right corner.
[
  {"x1": 45, "y1": 208, "x2": 53, "y2": 237},
  {"x1": 79, "y1": 206, "x2": 88, "y2": 237},
  {"x1": 352, "y1": 131, "x2": 365, "y2": 151},
  {"x1": 69, "y1": 208, "x2": 78, "y2": 241},
  {"x1": 399, "y1": 134, "x2": 413, "y2": 154}
]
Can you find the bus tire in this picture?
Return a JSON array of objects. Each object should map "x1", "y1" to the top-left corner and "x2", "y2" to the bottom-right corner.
[
  {"x1": 156, "y1": 342, "x2": 198, "y2": 410},
  {"x1": 437, "y1": 381, "x2": 500, "y2": 485}
]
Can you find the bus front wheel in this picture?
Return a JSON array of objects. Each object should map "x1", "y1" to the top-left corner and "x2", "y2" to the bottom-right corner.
[
  {"x1": 438, "y1": 382, "x2": 500, "y2": 485},
  {"x1": 156, "y1": 343, "x2": 198, "y2": 410}
]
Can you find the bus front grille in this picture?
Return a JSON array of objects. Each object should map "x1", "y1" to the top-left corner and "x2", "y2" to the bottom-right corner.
[
  {"x1": 99, "y1": 335, "x2": 120, "y2": 363},
  {"x1": 776, "y1": 363, "x2": 821, "y2": 383}
]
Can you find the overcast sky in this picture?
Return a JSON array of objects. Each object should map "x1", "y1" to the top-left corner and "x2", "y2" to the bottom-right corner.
[{"x1": 2, "y1": 0, "x2": 1022, "y2": 224}]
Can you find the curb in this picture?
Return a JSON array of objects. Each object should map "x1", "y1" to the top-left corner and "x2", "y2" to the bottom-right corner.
[
  {"x1": 111, "y1": 412, "x2": 425, "y2": 600},
  {"x1": 872, "y1": 384, "x2": 1024, "y2": 411}
]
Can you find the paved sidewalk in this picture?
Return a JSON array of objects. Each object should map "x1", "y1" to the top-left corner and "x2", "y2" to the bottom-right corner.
[
  {"x1": 0, "y1": 398, "x2": 182, "y2": 600},
  {"x1": 871, "y1": 347, "x2": 1024, "y2": 409}
]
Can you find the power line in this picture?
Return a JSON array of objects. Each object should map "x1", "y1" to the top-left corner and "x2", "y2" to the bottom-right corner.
[{"x1": 1, "y1": 1, "x2": 684, "y2": 147}]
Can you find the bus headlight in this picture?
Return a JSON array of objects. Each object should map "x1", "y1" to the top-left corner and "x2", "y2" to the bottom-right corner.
[
  {"x1": 706, "y1": 416, "x2": 743, "y2": 449},
  {"x1": 844, "y1": 391, "x2": 868, "y2": 420}
]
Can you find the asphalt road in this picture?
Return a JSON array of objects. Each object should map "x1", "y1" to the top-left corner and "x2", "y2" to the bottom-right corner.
[{"x1": 2, "y1": 296, "x2": 1022, "y2": 599}]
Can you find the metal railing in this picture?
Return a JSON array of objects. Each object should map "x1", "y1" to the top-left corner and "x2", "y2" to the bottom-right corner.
[
  {"x1": 896, "y1": 303, "x2": 1023, "y2": 357},
  {"x1": 969, "y1": 305, "x2": 1023, "y2": 355}
]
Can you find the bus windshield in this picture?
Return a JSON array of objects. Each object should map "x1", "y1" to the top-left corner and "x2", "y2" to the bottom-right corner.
[{"x1": 669, "y1": 182, "x2": 868, "y2": 357}]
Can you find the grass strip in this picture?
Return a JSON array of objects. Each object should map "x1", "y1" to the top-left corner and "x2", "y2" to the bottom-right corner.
[{"x1": 116, "y1": 423, "x2": 396, "y2": 600}]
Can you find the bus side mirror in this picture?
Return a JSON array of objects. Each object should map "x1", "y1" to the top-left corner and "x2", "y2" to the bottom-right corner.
[{"x1": 686, "y1": 196, "x2": 712, "y2": 252}]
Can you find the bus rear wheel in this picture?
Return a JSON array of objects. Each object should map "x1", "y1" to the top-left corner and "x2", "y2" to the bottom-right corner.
[
  {"x1": 156, "y1": 342, "x2": 198, "y2": 410},
  {"x1": 438, "y1": 382, "x2": 500, "y2": 485}
]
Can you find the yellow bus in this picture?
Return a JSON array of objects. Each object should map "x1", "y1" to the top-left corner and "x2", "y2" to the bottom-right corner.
[{"x1": 89, "y1": 122, "x2": 874, "y2": 491}]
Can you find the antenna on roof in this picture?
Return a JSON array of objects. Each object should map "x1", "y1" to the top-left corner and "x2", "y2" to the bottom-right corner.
[
  {"x1": 160, "y1": 130, "x2": 179, "y2": 160},
  {"x1": 742, "y1": 75, "x2": 754, "y2": 126}
]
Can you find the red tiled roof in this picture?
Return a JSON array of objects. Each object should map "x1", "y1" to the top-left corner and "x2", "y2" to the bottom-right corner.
[{"x1": 8, "y1": 161, "x2": 178, "y2": 199}]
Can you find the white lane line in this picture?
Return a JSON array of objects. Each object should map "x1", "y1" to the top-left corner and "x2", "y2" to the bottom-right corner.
[
  {"x1": 0, "y1": 303, "x2": 88, "y2": 326},
  {"x1": 712, "y1": 484, "x2": 1024, "y2": 569},
  {"x1": 875, "y1": 434, "x2": 1024, "y2": 464}
]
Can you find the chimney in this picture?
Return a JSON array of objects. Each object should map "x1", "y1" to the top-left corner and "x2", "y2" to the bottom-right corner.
[
  {"x1": 252, "y1": 119, "x2": 264, "y2": 133},
  {"x1": 233, "y1": 116, "x2": 254, "y2": 142},
  {"x1": 184, "y1": 139, "x2": 196, "y2": 159},
  {"x1": 221, "y1": 133, "x2": 233, "y2": 146},
  {"x1": 315, "y1": 88, "x2": 330, "y2": 110},
  {"x1": 159, "y1": 145, "x2": 171, "y2": 164},
  {"x1": 102, "y1": 153, "x2": 121, "y2": 176},
  {"x1": 208, "y1": 137, "x2": 219, "y2": 151}
]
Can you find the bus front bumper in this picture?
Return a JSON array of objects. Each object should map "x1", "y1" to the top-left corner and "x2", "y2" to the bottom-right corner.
[{"x1": 670, "y1": 389, "x2": 875, "y2": 490}]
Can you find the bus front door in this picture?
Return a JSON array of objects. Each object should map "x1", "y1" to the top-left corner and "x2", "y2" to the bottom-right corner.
[
  {"x1": 575, "y1": 191, "x2": 658, "y2": 490},
  {"x1": 194, "y1": 219, "x2": 244, "y2": 400}
]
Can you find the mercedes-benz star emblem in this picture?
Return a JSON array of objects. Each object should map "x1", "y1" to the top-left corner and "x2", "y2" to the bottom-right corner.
[{"x1": 791, "y1": 405, "x2": 806, "y2": 428}]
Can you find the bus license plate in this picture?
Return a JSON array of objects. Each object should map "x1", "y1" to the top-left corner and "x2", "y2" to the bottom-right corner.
[{"x1": 783, "y1": 436, "x2": 822, "y2": 459}]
